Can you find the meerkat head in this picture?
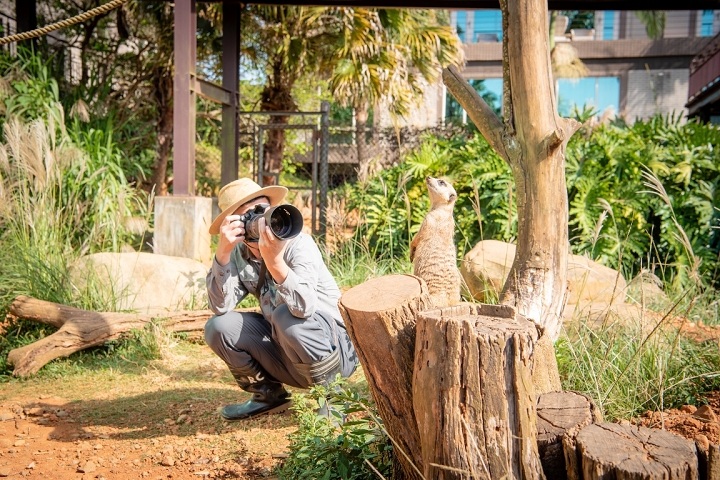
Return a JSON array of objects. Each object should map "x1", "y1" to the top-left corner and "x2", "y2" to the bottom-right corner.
[{"x1": 425, "y1": 176, "x2": 457, "y2": 207}]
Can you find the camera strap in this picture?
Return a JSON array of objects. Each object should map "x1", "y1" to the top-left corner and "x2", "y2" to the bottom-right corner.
[{"x1": 256, "y1": 260, "x2": 268, "y2": 295}]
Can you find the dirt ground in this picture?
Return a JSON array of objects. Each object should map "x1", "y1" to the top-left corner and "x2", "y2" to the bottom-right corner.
[
  {"x1": 0, "y1": 337, "x2": 355, "y2": 480},
  {"x1": 1, "y1": 334, "x2": 719, "y2": 480}
]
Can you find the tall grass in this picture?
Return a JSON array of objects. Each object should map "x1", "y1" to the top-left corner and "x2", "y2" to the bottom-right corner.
[{"x1": 0, "y1": 53, "x2": 153, "y2": 377}]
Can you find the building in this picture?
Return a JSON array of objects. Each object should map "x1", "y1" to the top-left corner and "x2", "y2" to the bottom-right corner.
[
  {"x1": 377, "y1": 9, "x2": 720, "y2": 127},
  {"x1": 686, "y1": 31, "x2": 720, "y2": 123}
]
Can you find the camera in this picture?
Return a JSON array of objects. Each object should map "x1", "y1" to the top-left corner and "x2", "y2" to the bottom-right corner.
[{"x1": 239, "y1": 203, "x2": 303, "y2": 242}]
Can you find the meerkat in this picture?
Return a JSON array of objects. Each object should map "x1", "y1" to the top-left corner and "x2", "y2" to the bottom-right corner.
[{"x1": 410, "y1": 176, "x2": 462, "y2": 308}]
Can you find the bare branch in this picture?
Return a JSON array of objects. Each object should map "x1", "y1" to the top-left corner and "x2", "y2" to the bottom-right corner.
[{"x1": 442, "y1": 65, "x2": 509, "y2": 163}]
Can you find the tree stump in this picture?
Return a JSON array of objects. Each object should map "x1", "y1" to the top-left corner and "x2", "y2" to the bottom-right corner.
[
  {"x1": 536, "y1": 391, "x2": 601, "y2": 480},
  {"x1": 5, "y1": 295, "x2": 223, "y2": 377},
  {"x1": 338, "y1": 274, "x2": 433, "y2": 480},
  {"x1": 412, "y1": 303, "x2": 544, "y2": 480},
  {"x1": 564, "y1": 423, "x2": 698, "y2": 480}
]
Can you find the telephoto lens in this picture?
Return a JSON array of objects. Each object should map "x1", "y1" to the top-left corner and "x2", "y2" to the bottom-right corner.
[
  {"x1": 265, "y1": 204, "x2": 303, "y2": 240},
  {"x1": 241, "y1": 204, "x2": 303, "y2": 242}
]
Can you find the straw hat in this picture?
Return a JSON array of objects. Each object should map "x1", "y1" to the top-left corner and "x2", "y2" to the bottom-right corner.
[{"x1": 209, "y1": 178, "x2": 287, "y2": 234}]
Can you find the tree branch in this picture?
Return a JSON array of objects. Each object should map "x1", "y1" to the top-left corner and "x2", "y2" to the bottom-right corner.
[{"x1": 442, "y1": 65, "x2": 509, "y2": 164}]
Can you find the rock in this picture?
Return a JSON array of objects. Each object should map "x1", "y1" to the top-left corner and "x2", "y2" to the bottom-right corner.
[
  {"x1": 0, "y1": 468, "x2": 10, "y2": 477},
  {"x1": 680, "y1": 405, "x2": 697, "y2": 414},
  {"x1": 161, "y1": 456, "x2": 175, "y2": 466},
  {"x1": 177, "y1": 414, "x2": 190, "y2": 424},
  {"x1": 0, "y1": 439, "x2": 11, "y2": 447},
  {"x1": 694, "y1": 405, "x2": 717, "y2": 422},
  {"x1": 77, "y1": 461, "x2": 96, "y2": 473},
  {"x1": 461, "y1": 240, "x2": 627, "y2": 306},
  {"x1": 627, "y1": 270, "x2": 669, "y2": 307},
  {"x1": 25, "y1": 462, "x2": 34, "y2": 470},
  {"x1": 14, "y1": 440, "x2": 25, "y2": 446},
  {"x1": 70, "y1": 252, "x2": 208, "y2": 315},
  {"x1": 0, "y1": 413, "x2": 14, "y2": 421}
]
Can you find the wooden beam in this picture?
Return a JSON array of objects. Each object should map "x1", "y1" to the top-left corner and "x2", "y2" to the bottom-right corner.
[{"x1": 148, "y1": 0, "x2": 720, "y2": 10}]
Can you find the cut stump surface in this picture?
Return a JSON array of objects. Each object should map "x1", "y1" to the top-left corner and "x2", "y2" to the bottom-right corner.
[{"x1": 571, "y1": 423, "x2": 698, "y2": 480}]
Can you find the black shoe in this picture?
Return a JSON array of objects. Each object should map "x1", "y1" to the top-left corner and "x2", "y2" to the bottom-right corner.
[{"x1": 223, "y1": 367, "x2": 292, "y2": 421}]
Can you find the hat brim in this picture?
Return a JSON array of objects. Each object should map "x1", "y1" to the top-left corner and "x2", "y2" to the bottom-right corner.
[{"x1": 209, "y1": 185, "x2": 288, "y2": 235}]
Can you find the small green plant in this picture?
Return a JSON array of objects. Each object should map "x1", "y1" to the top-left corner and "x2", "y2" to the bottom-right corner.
[{"x1": 276, "y1": 378, "x2": 393, "y2": 480}]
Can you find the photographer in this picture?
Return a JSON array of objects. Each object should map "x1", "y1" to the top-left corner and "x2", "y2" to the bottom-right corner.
[{"x1": 204, "y1": 178, "x2": 358, "y2": 421}]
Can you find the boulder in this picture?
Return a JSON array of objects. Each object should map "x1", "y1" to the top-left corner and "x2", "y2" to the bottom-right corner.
[
  {"x1": 461, "y1": 240, "x2": 627, "y2": 306},
  {"x1": 626, "y1": 270, "x2": 669, "y2": 307},
  {"x1": 70, "y1": 252, "x2": 208, "y2": 315}
]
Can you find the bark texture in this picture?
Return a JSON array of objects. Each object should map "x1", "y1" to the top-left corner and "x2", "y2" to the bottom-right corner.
[
  {"x1": 412, "y1": 303, "x2": 544, "y2": 480},
  {"x1": 536, "y1": 391, "x2": 601, "y2": 480},
  {"x1": 338, "y1": 275, "x2": 432, "y2": 480},
  {"x1": 5, "y1": 296, "x2": 227, "y2": 377},
  {"x1": 564, "y1": 423, "x2": 697, "y2": 480}
]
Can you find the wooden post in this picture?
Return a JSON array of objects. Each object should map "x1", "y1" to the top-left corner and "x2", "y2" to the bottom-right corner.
[
  {"x1": 221, "y1": 1, "x2": 240, "y2": 187},
  {"x1": 339, "y1": 275, "x2": 432, "y2": 480},
  {"x1": 413, "y1": 303, "x2": 544, "y2": 480},
  {"x1": 173, "y1": 0, "x2": 197, "y2": 195}
]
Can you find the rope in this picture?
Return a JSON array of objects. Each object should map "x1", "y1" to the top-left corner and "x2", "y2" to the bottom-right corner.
[{"x1": 0, "y1": 0, "x2": 130, "y2": 47}]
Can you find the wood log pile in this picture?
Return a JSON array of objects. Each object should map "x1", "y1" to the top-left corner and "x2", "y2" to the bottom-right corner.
[{"x1": 339, "y1": 274, "x2": 714, "y2": 480}]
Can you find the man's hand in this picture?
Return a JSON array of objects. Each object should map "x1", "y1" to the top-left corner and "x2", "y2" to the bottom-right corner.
[
  {"x1": 257, "y1": 217, "x2": 290, "y2": 284},
  {"x1": 215, "y1": 214, "x2": 245, "y2": 266}
]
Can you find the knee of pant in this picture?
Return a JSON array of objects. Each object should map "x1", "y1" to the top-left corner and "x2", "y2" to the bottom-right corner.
[
  {"x1": 204, "y1": 315, "x2": 231, "y2": 350},
  {"x1": 271, "y1": 304, "x2": 304, "y2": 341}
]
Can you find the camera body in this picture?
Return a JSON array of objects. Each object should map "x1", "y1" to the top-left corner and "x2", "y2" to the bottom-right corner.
[{"x1": 239, "y1": 203, "x2": 303, "y2": 242}]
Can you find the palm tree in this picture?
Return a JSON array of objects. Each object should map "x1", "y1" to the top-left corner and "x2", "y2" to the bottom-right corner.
[
  {"x1": 241, "y1": 6, "x2": 337, "y2": 185},
  {"x1": 328, "y1": 9, "x2": 463, "y2": 179}
]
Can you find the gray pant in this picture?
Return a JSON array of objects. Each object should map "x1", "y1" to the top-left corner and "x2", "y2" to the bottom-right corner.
[{"x1": 204, "y1": 304, "x2": 358, "y2": 389}]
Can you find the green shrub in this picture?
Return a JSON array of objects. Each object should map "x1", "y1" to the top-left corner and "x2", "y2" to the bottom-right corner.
[
  {"x1": 276, "y1": 379, "x2": 393, "y2": 480},
  {"x1": 346, "y1": 115, "x2": 720, "y2": 290}
]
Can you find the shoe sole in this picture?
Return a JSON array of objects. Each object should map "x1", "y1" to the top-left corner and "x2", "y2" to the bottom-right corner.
[{"x1": 221, "y1": 400, "x2": 292, "y2": 421}]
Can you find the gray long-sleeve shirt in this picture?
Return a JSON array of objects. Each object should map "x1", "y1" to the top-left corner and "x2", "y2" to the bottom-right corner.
[{"x1": 206, "y1": 233, "x2": 344, "y2": 325}]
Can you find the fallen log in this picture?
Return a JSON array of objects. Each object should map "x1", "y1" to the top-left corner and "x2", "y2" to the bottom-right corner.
[
  {"x1": 5, "y1": 295, "x2": 241, "y2": 377},
  {"x1": 413, "y1": 303, "x2": 544, "y2": 480},
  {"x1": 536, "y1": 391, "x2": 601, "y2": 480},
  {"x1": 564, "y1": 423, "x2": 698, "y2": 480},
  {"x1": 339, "y1": 274, "x2": 432, "y2": 480}
]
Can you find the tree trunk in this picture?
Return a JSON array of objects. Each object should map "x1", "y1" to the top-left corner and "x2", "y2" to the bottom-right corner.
[
  {"x1": 260, "y1": 71, "x2": 296, "y2": 186},
  {"x1": 4, "y1": 296, "x2": 242, "y2": 377},
  {"x1": 354, "y1": 103, "x2": 369, "y2": 182},
  {"x1": 413, "y1": 303, "x2": 544, "y2": 480},
  {"x1": 150, "y1": 64, "x2": 173, "y2": 196},
  {"x1": 536, "y1": 391, "x2": 601, "y2": 480},
  {"x1": 338, "y1": 275, "x2": 432, "y2": 480},
  {"x1": 442, "y1": 0, "x2": 581, "y2": 343},
  {"x1": 564, "y1": 423, "x2": 698, "y2": 480}
]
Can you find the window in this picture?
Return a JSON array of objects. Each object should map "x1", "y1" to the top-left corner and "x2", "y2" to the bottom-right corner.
[
  {"x1": 473, "y1": 10, "x2": 502, "y2": 42},
  {"x1": 603, "y1": 11, "x2": 615, "y2": 40},
  {"x1": 456, "y1": 11, "x2": 467, "y2": 43},
  {"x1": 557, "y1": 77, "x2": 620, "y2": 118},
  {"x1": 701, "y1": 10, "x2": 714, "y2": 37}
]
